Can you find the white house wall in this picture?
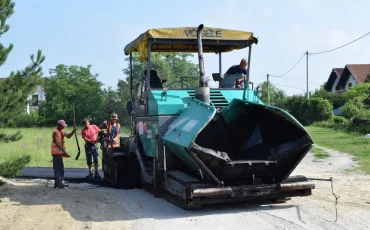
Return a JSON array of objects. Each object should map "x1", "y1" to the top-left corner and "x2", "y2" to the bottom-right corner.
[
  {"x1": 344, "y1": 74, "x2": 357, "y2": 90},
  {"x1": 331, "y1": 77, "x2": 340, "y2": 93},
  {"x1": 25, "y1": 85, "x2": 46, "y2": 114}
]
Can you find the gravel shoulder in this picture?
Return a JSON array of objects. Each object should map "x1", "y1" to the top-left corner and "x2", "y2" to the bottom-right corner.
[{"x1": 1, "y1": 145, "x2": 369, "y2": 230}]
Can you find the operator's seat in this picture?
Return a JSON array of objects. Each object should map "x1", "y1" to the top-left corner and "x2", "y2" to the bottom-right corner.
[{"x1": 144, "y1": 70, "x2": 163, "y2": 88}]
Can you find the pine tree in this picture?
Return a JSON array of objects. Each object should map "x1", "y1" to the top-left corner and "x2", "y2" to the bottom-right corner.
[{"x1": 0, "y1": 0, "x2": 46, "y2": 183}]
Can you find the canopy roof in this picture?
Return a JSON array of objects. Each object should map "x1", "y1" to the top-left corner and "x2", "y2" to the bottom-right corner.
[{"x1": 124, "y1": 27, "x2": 258, "y2": 61}]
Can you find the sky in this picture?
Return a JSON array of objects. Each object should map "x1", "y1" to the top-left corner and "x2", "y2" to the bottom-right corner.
[{"x1": 0, "y1": 0, "x2": 370, "y2": 96}]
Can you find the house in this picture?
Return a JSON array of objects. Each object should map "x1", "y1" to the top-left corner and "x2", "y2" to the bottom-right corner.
[
  {"x1": 0, "y1": 77, "x2": 46, "y2": 114},
  {"x1": 324, "y1": 68, "x2": 344, "y2": 93},
  {"x1": 335, "y1": 64, "x2": 370, "y2": 91},
  {"x1": 26, "y1": 79, "x2": 46, "y2": 114},
  {"x1": 324, "y1": 64, "x2": 370, "y2": 116},
  {"x1": 324, "y1": 64, "x2": 370, "y2": 93}
]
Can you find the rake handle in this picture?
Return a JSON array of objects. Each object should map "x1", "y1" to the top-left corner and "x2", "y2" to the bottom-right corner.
[{"x1": 73, "y1": 103, "x2": 81, "y2": 160}]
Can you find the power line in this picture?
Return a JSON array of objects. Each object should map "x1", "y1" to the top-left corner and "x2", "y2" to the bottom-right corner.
[
  {"x1": 310, "y1": 54, "x2": 338, "y2": 65},
  {"x1": 269, "y1": 74, "x2": 322, "y2": 86},
  {"x1": 310, "y1": 31, "x2": 370, "y2": 55},
  {"x1": 310, "y1": 76, "x2": 330, "y2": 79},
  {"x1": 267, "y1": 31, "x2": 370, "y2": 96},
  {"x1": 273, "y1": 53, "x2": 306, "y2": 77},
  {"x1": 273, "y1": 83, "x2": 306, "y2": 91},
  {"x1": 269, "y1": 74, "x2": 327, "y2": 80}
]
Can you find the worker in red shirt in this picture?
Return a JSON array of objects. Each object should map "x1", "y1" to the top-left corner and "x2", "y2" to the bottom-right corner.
[{"x1": 81, "y1": 118, "x2": 101, "y2": 179}]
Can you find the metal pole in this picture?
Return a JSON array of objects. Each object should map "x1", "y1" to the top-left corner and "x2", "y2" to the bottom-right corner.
[
  {"x1": 129, "y1": 53, "x2": 133, "y2": 99},
  {"x1": 267, "y1": 74, "x2": 270, "y2": 105},
  {"x1": 219, "y1": 52, "x2": 222, "y2": 75},
  {"x1": 306, "y1": 51, "x2": 309, "y2": 99},
  {"x1": 147, "y1": 40, "x2": 152, "y2": 91},
  {"x1": 129, "y1": 53, "x2": 134, "y2": 136},
  {"x1": 218, "y1": 52, "x2": 222, "y2": 88},
  {"x1": 146, "y1": 40, "x2": 152, "y2": 115},
  {"x1": 243, "y1": 44, "x2": 252, "y2": 100}
]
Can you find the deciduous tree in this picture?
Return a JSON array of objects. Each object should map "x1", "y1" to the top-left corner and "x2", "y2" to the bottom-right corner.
[
  {"x1": 38, "y1": 64, "x2": 105, "y2": 125},
  {"x1": 257, "y1": 81, "x2": 286, "y2": 107}
]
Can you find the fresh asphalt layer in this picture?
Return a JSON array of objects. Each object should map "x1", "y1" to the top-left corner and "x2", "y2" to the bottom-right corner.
[{"x1": 20, "y1": 167, "x2": 105, "y2": 185}]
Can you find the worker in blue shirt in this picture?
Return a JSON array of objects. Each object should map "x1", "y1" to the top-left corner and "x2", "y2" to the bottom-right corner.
[
  {"x1": 226, "y1": 58, "x2": 248, "y2": 75},
  {"x1": 225, "y1": 58, "x2": 249, "y2": 88}
]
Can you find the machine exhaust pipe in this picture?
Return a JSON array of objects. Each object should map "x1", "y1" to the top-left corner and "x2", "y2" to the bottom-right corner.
[
  {"x1": 197, "y1": 24, "x2": 206, "y2": 87},
  {"x1": 196, "y1": 24, "x2": 210, "y2": 105}
]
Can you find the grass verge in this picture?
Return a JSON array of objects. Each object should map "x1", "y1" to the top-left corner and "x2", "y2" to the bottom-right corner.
[
  {"x1": 310, "y1": 146, "x2": 329, "y2": 160},
  {"x1": 0, "y1": 126, "x2": 130, "y2": 169},
  {"x1": 306, "y1": 126, "x2": 370, "y2": 174}
]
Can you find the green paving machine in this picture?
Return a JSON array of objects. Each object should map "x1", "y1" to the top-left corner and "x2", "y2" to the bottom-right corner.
[{"x1": 102, "y1": 24, "x2": 315, "y2": 209}]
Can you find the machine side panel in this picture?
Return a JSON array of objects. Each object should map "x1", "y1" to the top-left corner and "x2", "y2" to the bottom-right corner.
[
  {"x1": 135, "y1": 118, "x2": 158, "y2": 158},
  {"x1": 162, "y1": 99, "x2": 216, "y2": 170},
  {"x1": 148, "y1": 90, "x2": 192, "y2": 116}
]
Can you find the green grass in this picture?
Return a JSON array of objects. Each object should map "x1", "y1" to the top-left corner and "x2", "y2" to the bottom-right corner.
[
  {"x1": 4, "y1": 125, "x2": 368, "y2": 174},
  {"x1": 310, "y1": 145, "x2": 329, "y2": 160},
  {"x1": 306, "y1": 126, "x2": 370, "y2": 173},
  {"x1": 0, "y1": 126, "x2": 130, "y2": 168}
]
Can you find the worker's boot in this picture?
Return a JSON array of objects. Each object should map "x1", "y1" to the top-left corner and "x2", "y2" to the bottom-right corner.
[
  {"x1": 86, "y1": 172, "x2": 93, "y2": 179},
  {"x1": 54, "y1": 183, "x2": 66, "y2": 189},
  {"x1": 62, "y1": 181, "x2": 69, "y2": 187},
  {"x1": 94, "y1": 171, "x2": 101, "y2": 179}
]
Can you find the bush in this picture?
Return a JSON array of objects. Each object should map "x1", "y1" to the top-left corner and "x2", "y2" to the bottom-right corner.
[
  {"x1": 12, "y1": 110, "x2": 41, "y2": 127},
  {"x1": 312, "y1": 116, "x2": 350, "y2": 130},
  {"x1": 313, "y1": 114, "x2": 370, "y2": 134},
  {"x1": 282, "y1": 96, "x2": 333, "y2": 126},
  {"x1": 355, "y1": 109, "x2": 370, "y2": 120},
  {"x1": 0, "y1": 111, "x2": 44, "y2": 128},
  {"x1": 0, "y1": 155, "x2": 31, "y2": 178},
  {"x1": 347, "y1": 116, "x2": 370, "y2": 134},
  {"x1": 5, "y1": 119, "x2": 16, "y2": 128},
  {"x1": 341, "y1": 100, "x2": 363, "y2": 119},
  {"x1": 309, "y1": 98, "x2": 333, "y2": 123},
  {"x1": 333, "y1": 116, "x2": 348, "y2": 124}
]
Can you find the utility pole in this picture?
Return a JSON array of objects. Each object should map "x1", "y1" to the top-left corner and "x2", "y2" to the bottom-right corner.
[
  {"x1": 306, "y1": 51, "x2": 309, "y2": 99},
  {"x1": 267, "y1": 74, "x2": 270, "y2": 105}
]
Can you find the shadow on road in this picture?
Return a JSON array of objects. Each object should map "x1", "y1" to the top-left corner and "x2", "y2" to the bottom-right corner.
[{"x1": 0, "y1": 177, "x2": 301, "y2": 223}]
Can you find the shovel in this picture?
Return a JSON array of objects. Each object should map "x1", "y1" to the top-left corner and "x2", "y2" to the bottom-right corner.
[{"x1": 73, "y1": 103, "x2": 81, "y2": 160}]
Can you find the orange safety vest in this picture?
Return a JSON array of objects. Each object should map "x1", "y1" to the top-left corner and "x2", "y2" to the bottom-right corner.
[
  {"x1": 107, "y1": 122, "x2": 121, "y2": 147},
  {"x1": 51, "y1": 129, "x2": 65, "y2": 155}
]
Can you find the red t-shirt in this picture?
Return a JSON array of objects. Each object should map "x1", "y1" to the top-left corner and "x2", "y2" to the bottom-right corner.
[{"x1": 81, "y1": 124, "x2": 101, "y2": 144}]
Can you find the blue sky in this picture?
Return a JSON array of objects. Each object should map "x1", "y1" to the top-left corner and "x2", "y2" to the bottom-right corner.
[{"x1": 0, "y1": 0, "x2": 369, "y2": 95}]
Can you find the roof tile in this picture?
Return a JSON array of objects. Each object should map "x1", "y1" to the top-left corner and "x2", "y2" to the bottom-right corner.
[{"x1": 346, "y1": 64, "x2": 370, "y2": 83}]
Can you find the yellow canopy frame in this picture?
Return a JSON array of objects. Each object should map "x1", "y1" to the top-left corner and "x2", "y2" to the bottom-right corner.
[{"x1": 124, "y1": 27, "x2": 258, "y2": 61}]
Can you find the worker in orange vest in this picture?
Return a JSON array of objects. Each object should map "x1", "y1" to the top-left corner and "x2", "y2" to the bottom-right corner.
[
  {"x1": 107, "y1": 113, "x2": 121, "y2": 148},
  {"x1": 51, "y1": 119, "x2": 77, "y2": 188}
]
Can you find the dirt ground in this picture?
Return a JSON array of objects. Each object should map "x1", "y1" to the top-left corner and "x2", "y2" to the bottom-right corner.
[{"x1": 1, "y1": 146, "x2": 370, "y2": 230}]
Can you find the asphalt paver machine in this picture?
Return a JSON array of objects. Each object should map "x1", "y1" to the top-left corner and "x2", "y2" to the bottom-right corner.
[{"x1": 102, "y1": 24, "x2": 315, "y2": 209}]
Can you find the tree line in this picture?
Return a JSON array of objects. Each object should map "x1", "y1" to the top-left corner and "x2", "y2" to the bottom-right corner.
[
  {"x1": 2, "y1": 0, "x2": 370, "y2": 180},
  {"x1": 1, "y1": 52, "x2": 200, "y2": 128},
  {"x1": 259, "y1": 75, "x2": 370, "y2": 133}
]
